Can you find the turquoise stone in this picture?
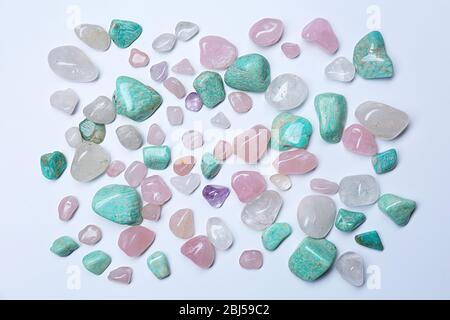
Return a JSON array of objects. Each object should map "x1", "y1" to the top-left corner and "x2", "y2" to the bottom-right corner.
[
  {"x1": 114, "y1": 76, "x2": 162, "y2": 122},
  {"x1": 201, "y1": 152, "x2": 222, "y2": 179},
  {"x1": 372, "y1": 149, "x2": 398, "y2": 174},
  {"x1": 353, "y1": 31, "x2": 393, "y2": 79},
  {"x1": 142, "y1": 145, "x2": 171, "y2": 170},
  {"x1": 355, "y1": 230, "x2": 384, "y2": 251},
  {"x1": 335, "y1": 208, "x2": 366, "y2": 232},
  {"x1": 147, "y1": 251, "x2": 171, "y2": 279},
  {"x1": 289, "y1": 237, "x2": 337, "y2": 281},
  {"x1": 279, "y1": 117, "x2": 313, "y2": 149},
  {"x1": 271, "y1": 112, "x2": 298, "y2": 151},
  {"x1": 262, "y1": 222, "x2": 292, "y2": 251},
  {"x1": 50, "y1": 236, "x2": 79, "y2": 257},
  {"x1": 224, "y1": 53, "x2": 271, "y2": 92},
  {"x1": 82, "y1": 250, "x2": 112, "y2": 275},
  {"x1": 79, "y1": 119, "x2": 105, "y2": 144},
  {"x1": 92, "y1": 184, "x2": 142, "y2": 225},
  {"x1": 109, "y1": 19, "x2": 142, "y2": 48},
  {"x1": 378, "y1": 193, "x2": 416, "y2": 226},
  {"x1": 193, "y1": 71, "x2": 225, "y2": 108},
  {"x1": 40, "y1": 151, "x2": 67, "y2": 180},
  {"x1": 314, "y1": 93, "x2": 347, "y2": 143}
]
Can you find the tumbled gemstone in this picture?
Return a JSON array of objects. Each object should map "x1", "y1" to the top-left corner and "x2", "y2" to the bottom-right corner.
[
  {"x1": 302, "y1": 18, "x2": 339, "y2": 54},
  {"x1": 147, "y1": 251, "x2": 170, "y2": 279},
  {"x1": 233, "y1": 125, "x2": 271, "y2": 163},
  {"x1": 336, "y1": 252, "x2": 364, "y2": 286},
  {"x1": 83, "y1": 96, "x2": 116, "y2": 124},
  {"x1": 71, "y1": 142, "x2": 110, "y2": 182},
  {"x1": 152, "y1": 33, "x2": 176, "y2": 52},
  {"x1": 213, "y1": 140, "x2": 233, "y2": 161},
  {"x1": 58, "y1": 195, "x2": 79, "y2": 221},
  {"x1": 325, "y1": 57, "x2": 355, "y2": 82},
  {"x1": 231, "y1": 171, "x2": 266, "y2": 203},
  {"x1": 335, "y1": 209, "x2": 366, "y2": 232},
  {"x1": 74, "y1": 24, "x2": 111, "y2": 51},
  {"x1": 269, "y1": 174, "x2": 292, "y2": 191},
  {"x1": 65, "y1": 127, "x2": 83, "y2": 148},
  {"x1": 339, "y1": 175, "x2": 379, "y2": 207},
  {"x1": 193, "y1": 71, "x2": 225, "y2": 108},
  {"x1": 50, "y1": 88, "x2": 79, "y2": 114},
  {"x1": 48, "y1": 46, "x2": 99, "y2": 82},
  {"x1": 124, "y1": 161, "x2": 147, "y2": 187},
  {"x1": 297, "y1": 195, "x2": 336, "y2": 238},
  {"x1": 207, "y1": 217, "x2": 233, "y2": 250},
  {"x1": 164, "y1": 77, "x2": 186, "y2": 99},
  {"x1": 199, "y1": 35, "x2": 237, "y2": 69},
  {"x1": 372, "y1": 149, "x2": 398, "y2": 174},
  {"x1": 378, "y1": 194, "x2": 416, "y2": 226},
  {"x1": 265, "y1": 73, "x2": 308, "y2": 111},
  {"x1": 182, "y1": 130, "x2": 203, "y2": 149},
  {"x1": 181, "y1": 235, "x2": 215, "y2": 269},
  {"x1": 50, "y1": 236, "x2": 79, "y2": 257},
  {"x1": 108, "y1": 266, "x2": 132, "y2": 284},
  {"x1": 201, "y1": 152, "x2": 222, "y2": 179},
  {"x1": 116, "y1": 125, "x2": 143, "y2": 150},
  {"x1": 170, "y1": 173, "x2": 201, "y2": 195},
  {"x1": 118, "y1": 225, "x2": 155, "y2": 257},
  {"x1": 228, "y1": 92, "x2": 253, "y2": 113},
  {"x1": 310, "y1": 178, "x2": 339, "y2": 194},
  {"x1": 169, "y1": 208, "x2": 194, "y2": 239},
  {"x1": 355, "y1": 230, "x2": 384, "y2": 251},
  {"x1": 281, "y1": 42, "x2": 300, "y2": 59},
  {"x1": 167, "y1": 106, "x2": 184, "y2": 126},
  {"x1": 224, "y1": 53, "x2": 271, "y2": 92},
  {"x1": 211, "y1": 112, "x2": 231, "y2": 129},
  {"x1": 278, "y1": 117, "x2": 312, "y2": 149},
  {"x1": 249, "y1": 18, "x2": 284, "y2": 47},
  {"x1": 142, "y1": 146, "x2": 171, "y2": 170},
  {"x1": 342, "y1": 124, "x2": 378, "y2": 156},
  {"x1": 141, "y1": 203, "x2": 161, "y2": 221},
  {"x1": 261, "y1": 222, "x2": 292, "y2": 251},
  {"x1": 147, "y1": 123, "x2": 165, "y2": 145},
  {"x1": 106, "y1": 160, "x2": 126, "y2": 177},
  {"x1": 202, "y1": 185, "x2": 230, "y2": 208},
  {"x1": 315, "y1": 93, "x2": 347, "y2": 143},
  {"x1": 82, "y1": 250, "x2": 111, "y2": 275},
  {"x1": 150, "y1": 61, "x2": 169, "y2": 82},
  {"x1": 173, "y1": 156, "x2": 196, "y2": 176},
  {"x1": 185, "y1": 92, "x2": 203, "y2": 112},
  {"x1": 78, "y1": 224, "x2": 102, "y2": 245},
  {"x1": 109, "y1": 19, "x2": 142, "y2": 48},
  {"x1": 79, "y1": 118, "x2": 105, "y2": 144},
  {"x1": 242, "y1": 190, "x2": 282, "y2": 230},
  {"x1": 273, "y1": 149, "x2": 318, "y2": 175},
  {"x1": 141, "y1": 175, "x2": 172, "y2": 205},
  {"x1": 129, "y1": 48, "x2": 149, "y2": 68},
  {"x1": 239, "y1": 250, "x2": 263, "y2": 269},
  {"x1": 175, "y1": 21, "x2": 199, "y2": 41},
  {"x1": 41, "y1": 151, "x2": 67, "y2": 180},
  {"x1": 172, "y1": 58, "x2": 195, "y2": 75}
]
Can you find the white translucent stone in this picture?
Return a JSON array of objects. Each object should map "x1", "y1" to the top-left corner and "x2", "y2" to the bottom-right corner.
[
  {"x1": 269, "y1": 174, "x2": 291, "y2": 191},
  {"x1": 210, "y1": 112, "x2": 231, "y2": 129},
  {"x1": 336, "y1": 252, "x2": 364, "y2": 286},
  {"x1": 83, "y1": 96, "x2": 116, "y2": 124},
  {"x1": 116, "y1": 125, "x2": 143, "y2": 150},
  {"x1": 50, "y1": 88, "x2": 79, "y2": 114},
  {"x1": 48, "y1": 46, "x2": 99, "y2": 82},
  {"x1": 241, "y1": 190, "x2": 283, "y2": 230},
  {"x1": 152, "y1": 33, "x2": 177, "y2": 52},
  {"x1": 175, "y1": 21, "x2": 199, "y2": 41},
  {"x1": 325, "y1": 57, "x2": 355, "y2": 82},
  {"x1": 74, "y1": 24, "x2": 111, "y2": 51},
  {"x1": 339, "y1": 175, "x2": 379, "y2": 207},
  {"x1": 65, "y1": 127, "x2": 82, "y2": 148},
  {"x1": 170, "y1": 173, "x2": 201, "y2": 195},
  {"x1": 297, "y1": 195, "x2": 336, "y2": 239},
  {"x1": 265, "y1": 73, "x2": 308, "y2": 110},
  {"x1": 206, "y1": 217, "x2": 233, "y2": 250},
  {"x1": 71, "y1": 142, "x2": 110, "y2": 182}
]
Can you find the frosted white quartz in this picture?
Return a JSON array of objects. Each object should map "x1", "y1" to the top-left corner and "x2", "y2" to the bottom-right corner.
[
  {"x1": 116, "y1": 125, "x2": 143, "y2": 150},
  {"x1": 210, "y1": 112, "x2": 231, "y2": 129},
  {"x1": 241, "y1": 190, "x2": 282, "y2": 230},
  {"x1": 339, "y1": 175, "x2": 379, "y2": 207},
  {"x1": 297, "y1": 195, "x2": 336, "y2": 238},
  {"x1": 265, "y1": 73, "x2": 308, "y2": 110},
  {"x1": 325, "y1": 57, "x2": 355, "y2": 82},
  {"x1": 83, "y1": 96, "x2": 116, "y2": 124},
  {"x1": 50, "y1": 88, "x2": 79, "y2": 114},
  {"x1": 71, "y1": 142, "x2": 110, "y2": 182},
  {"x1": 175, "y1": 21, "x2": 199, "y2": 41},
  {"x1": 206, "y1": 217, "x2": 233, "y2": 250},
  {"x1": 48, "y1": 46, "x2": 99, "y2": 82},
  {"x1": 170, "y1": 173, "x2": 201, "y2": 195},
  {"x1": 74, "y1": 24, "x2": 111, "y2": 51},
  {"x1": 65, "y1": 127, "x2": 82, "y2": 148},
  {"x1": 336, "y1": 252, "x2": 364, "y2": 286},
  {"x1": 152, "y1": 33, "x2": 177, "y2": 52}
]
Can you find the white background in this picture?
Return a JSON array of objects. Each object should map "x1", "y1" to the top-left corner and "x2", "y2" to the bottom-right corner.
[{"x1": 1, "y1": 0, "x2": 450, "y2": 299}]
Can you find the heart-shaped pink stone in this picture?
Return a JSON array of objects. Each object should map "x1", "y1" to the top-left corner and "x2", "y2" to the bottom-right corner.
[
  {"x1": 118, "y1": 226, "x2": 155, "y2": 257},
  {"x1": 273, "y1": 149, "x2": 318, "y2": 175},
  {"x1": 342, "y1": 124, "x2": 378, "y2": 156},
  {"x1": 231, "y1": 171, "x2": 266, "y2": 203},
  {"x1": 181, "y1": 235, "x2": 215, "y2": 269},
  {"x1": 233, "y1": 125, "x2": 271, "y2": 163}
]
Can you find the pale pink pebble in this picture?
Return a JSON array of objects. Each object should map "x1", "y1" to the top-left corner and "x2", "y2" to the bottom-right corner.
[
  {"x1": 141, "y1": 175, "x2": 172, "y2": 205},
  {"x1": 150, "y1": 61, "x2": 169, "y2": 82},
  {"x1": 281, "y1": 42, "x2": 300, "y2": 59},
  {"x1": 310, "y1": 178, "x2": 339, "y2": 194},
  {"x1": 108, "y1": 266, "x2": 133, "y2": 284},
  {"x1": 163, "y1": 77, "x2": 186, "y2": 99},
  {"x1": 228, "y1": 92, "x2": 253, "y2": 113},
  {"x1": 182, "y1": 130, "x2": 203, "y2": 149},
  {"x1": 106, "y1": 160, "x2": 126, "y2": 177},
  {"x1": 78, "y1": 224, "x2": 102, "y2": 245},
  {"x1": 118, "y1": 225, "x2": 155, "y2": 257},
  {"x1": 342, "y1": 124, "x2": 378, "y2": 156},
  {"x1": 58, "y1": 195, "x2": 79, "y2": 221},
  {"x1": 180, "y1": 235, "x2": 215, "y2": 269},
  {"x1": 213, "y1": 140, "x2": 233, "y2": 161},
  {"x1": 249, "y1": 18, "x2": 284, "y2": 47},
  {"x1": 231, "y1": 171, "x2": 266, "y2": 203},
  {"x1": 173, "y1": 156, "x2": 196, "y2": 176},
  {"x1": 302, "y1": 18, "x2": 339, "y2": 54},
  {"x1": 199, "y1": 35, "x2": 237, "y2": 70},
  {"x1": 171, "y1": 58, "x2": 195, "y2": 75},
  {"x1": 141, "y1": 203, "x2": 161, "y2": 221},
  {"x1": 273, "y1": 149, "x2": 318, "y2": 175},
  {"x1": 128, "y1": 48, "x2": 149, "y2": 68},
  {"x1": 169, "y1": 208, "x2": 194, "y2": 239},
  {"x1": 167, "y1": 106, "x2": 184, "y2": 126},
  {"x1": 239, "y1": 250, "x2": 263, "y2": 269},
  {"x1": 124, "y1": 161, "x2": 147, "y2": 187},
  {"x1": 147, "y1": 123, "x2": 165, "y2": 145},
  {"x1": 233, "y1": 125, "x2": 271, "y2": 163}
]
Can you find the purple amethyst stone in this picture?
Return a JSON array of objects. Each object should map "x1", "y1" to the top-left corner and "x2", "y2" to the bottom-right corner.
[
  {"x1": 185, "y1": 92, "x2": 203, "y2": 112},
  {"x1": 202, "y1": 185, "x2": 230, "y2": 208}
]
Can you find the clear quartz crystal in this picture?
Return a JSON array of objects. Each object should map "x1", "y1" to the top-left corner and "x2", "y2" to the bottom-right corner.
[
  {"x1": 265, "y1": 74, "x2": 308, "y2": 110},
  {"x1": 336, "y1": 252, "x2": 364, "y2": 286},
  {"x1": 71, "y1": 142, "x2": 110, "y2": 182},
  {"x1": 325, "y1": 57, "x2": 355, "y2": 82},
  {"x1": 83, "y1": 96, "x2": 116, "y2": 124},
  {"x1": 175, "y1": 21, "x2": 199, "y2": 41},
  {"x1": 50, "y1": 89, "x2": 79, "y2": 114},
  {"x1": 48, "y1": 46, "x2": 99, "y2": 82},
  {"x1": 74, "y1": 24, "x2": 111, "y2": 51},
  {"x1": 65, "y1": 127, "x2": 82, "y2": 148},
  {"x1": 206, "y1": 217, "x2": 233, "y2": 250},
  {"x1": 241, "y1": 190, "x2": 282, "y2": 230},
  {"x1": 152, "y1": 33, "x2": 176, "y2": 52}
]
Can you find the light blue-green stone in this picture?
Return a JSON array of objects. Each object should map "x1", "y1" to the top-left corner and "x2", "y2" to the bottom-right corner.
[
  {"x1": 353, "y1": 31, "x2": 393, "y2": 79},
  {"x1": 372, "y1": 149, "x2": 397, "y2": 174},
  {"x1": 289, "y1": 237, "x2": 337, "y2": 281},
  {"x1": 271, "y1": 112, "x2": 299, "y2": 151},
  {"x1": 142, "y1": 145, "x2": 171, "y2": 170},
  {"x1": 314, "y1": 93, "x2": 347, "y2": 143},
  {"x1": 109, "y1": 19, "x2": 142, "y2": 48},
  {"x1": 262, "y1": 223, "x2": 292, "y2": 251},
  {"x1": 40, "y1": 151, "x2": 67, "y2": 180},
  {"x1": 201, "y1": 152, "x2": 222, "y2": 179},
  {"x1": 79, "y1": 118, "x2": 105, "y2": 144},
  {"x1": 224, "y1": 53, "x2": 271, "y2": 92},
  {"x1": 92, "y1": 184, "x2": 142, "y2": 225},
  {"x1": 378, "y1": 194, "x2": 416, "y2": 226},
  {"x1": 114, "y1": 76, "x2": 162, "y2": 122},
  {"x1": 50, "y1": 236, "x2": 79, "y2": 257},
  {"x1": 193, "y1": 71, "x2": 225, "y2": 108},
  {"x1": 355, "y1": 230, "x2": 384, "y2": 251},
  {"x1": 279, "y1": 117, "x2": 313, "y2": 149},
  {"x1": 147, "y1": 251, "x2": 170, "y2": 280},
  {"x1": 82, "y1": 250, "x2": 111, "y2": 275},
  {"x1": 335, "y1": 209, "x2": 366, "y2": 232}
]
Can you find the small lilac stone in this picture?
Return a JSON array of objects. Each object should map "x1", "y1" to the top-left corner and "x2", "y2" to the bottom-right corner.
[
  {"x1": 239, "y1": 250, "x2": 263, "y2": 269},
  {"x1": 106, "y1": 160, "x2": 126, "y2": 177},
  {"x1": 202, "y1": 185, "x2": 231, "y2": 208},
  {"x1": 167, "y1": 106, "x2": 184, "y2": 126},
  {"x1": 78, "y1": 224, "x2": 102, "y2": 245},
  {"x1": 163, "y1": 77, "x2": 186, "y2": 99},
  {"x1": 185, "y1": 92, "x2": 203, "y2": 112},
  {"x1": 108, "y1": 266, "x2": 133, "y2": 284},
  {"x1": 150, "y1": 61, "x2": 169, "y2": 82},
  {"x1": 124, "y1": 161, "x2": 148, "y2": 187},
  {"x1": 58, "y1": 195, "x2": 79, "y2": 221}
]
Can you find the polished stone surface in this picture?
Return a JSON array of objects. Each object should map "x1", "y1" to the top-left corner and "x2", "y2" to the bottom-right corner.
[
  {"x1": 231, "y1": 171, "x2": 266, "y2": 203},
  {"x1": 242, "y1": 190, "x2": 282, "y2": 230},
  {"x1": 355, "y1": 230, "x2": 384, "y2": 251},
  {"x1": 106, "y1": 160, "x2": 126, "y2": 177},
  {"x1": 116, "y1": 125, "x2": 142, "y2": 150},
  {"x1": 147, "y1": 251, "x2": 171, "y2": 279},
  {"x1": 239, "y1": 250, "x2": 263, "y2": 269},
  {"x1": 50, "y1": 236, "x2": 79, "y2": 257},
  {"x1": 224, "y1": 53, "x2": 271, "y2": 92},
  {"x1": 141, "y1": 203, "x2": 161, "y2": 221},
  {"x1": 182, "y1": 130, "x2": 203, "y2": 149},
  {"x1": 297, "y1": 195, "x2": 336, "y2": 238},
  {"x1": 169, "y1": 208, "x2": 194, "y2": 239},
  {"x1": 339, "y1": 175, "x2": 379, "y2": 207},
  {"x1": 314, "y1": 93, "x2": 347, "y2": 143},
  {"x1": 173, "y1": 156, "x2": 196, "y2": 176},
  {"x1": 233, "y1": 125, "x2": 271, "y2": 163},
  {"x1": 83, "y1": 96, "x2": 116, "y2": 124},
  {"x1": 79, "y1": 118, "x2": 105, "y2": 144},
  {"x1": 278, "y1": 116, "x2": 312, "y2": 149},
  {"x1": 213, "y1": 140, "x2": 233, "y2": 161},
  {"x1": 310, "y1": 178, "x2": 339, "y2": 194},
  {"x1": 172, "y1": 58, "x2": 195, "y2": 75},
  {"x1": 109, "y1": 19, "x2": 142, "y2": 48},
  {"x1": 50, "y1": 88, "x2": 79, "y2": 114},
  {"x1": 273, "y1": 149, "x2": 318, "y2": 175},
  {"x1": 170, "y1": 173, "x2": 201, "y2": 195},
  {"x1": 249, "y1": 18, "x2": 284, "y2": 47},
  {"x1": 336, "y1": 252, "x2": 364, "y2": 286},
  {"x1": 378, "y1": 194, "x2": 416, "y2": 226},
  {"x1": 58, "y1": 195, "x2": 79, "y2": 221},
  {"x1": 207, "y1": 217, "x2": 233, "y2": 250},
  {"x1": 129, "y1": 48, "x2": 149, "y2": 68},
  {"x1": 71, "y1": 142, "x2": 110, "y2": 182},
  {"x1": 281, "y1": 42, "x2": 300, "y2": 59},
  {"x1": 48, "y1": 46, "x2": 99, "y2": 82},
  {"x1": 118, "y1": 225, "x2": 155, "y2": 257},
  {"x1": 262, "y1": 222, "x2": 292, "y2": 251},
  {"x1": 265, "y1": 73, "x2": 308, "y2": 110},
  {"x1": 164, "y1": 77, "x2": 186, "y2": 99},
  {"x1": 108, "y1": 266, "x2": 132, "y2": 284},
  {"x1": 147, "y1": 123, "x2": 165, "y2": 145},
  {"x1": 199, "y1": 35, "x2": 237, "y2": 69},
  {"x1": 175, "y1": 21, "x2": 199, "y2": 41},
  {"x1": 142, "y1": 146, "x2": 171, "y2": 170},
  {"x1": 181, "y1": 235, "x2": 215, "y2": 269},
  {"x1": 141, "y1": 175, "x2": 172, "y2": 205},
  {"x1": 269, "y1": 174, "x2": 292, "y2": 191},
  {"x1": 65, "y1": 127, "x2": 83, "y2": 148},
  {"x1": 82, "y1": 250, "x2": 111, "y2": 275},
  {"x1": 185, "y1": 92, "x2": 203, "y2": 112},
  {"x1": 152, "y1": 33, "x2": 177, "y2": 52},
  {"x1": 78, "y1": 224, "x2": 102, "y2": 245},
  {"x1": 75, "y1": 24, "x2": 111, "y2": 51},
  {"x1": 150, "y1": 61, "x2": 169, "y2": 82},
  {"x1": 41, "y1": 151, "x2": 67, "y2": 180},
  {"x1": 211, "y1": 112, "x2": 231, "y2": 129},
  {"x1": 325, "y1": 57, "x2": 355, "y2": 82},
  {"x1": 228, "y1": 92, "x2": 253, "y2": 113},
  {"x1": 302, "y1": 18, "x2": 339, "y2": 54},
  {"x1": 167, "y1": 106, "x2": 184, "y2": 126},
  {"x1": 193, "y1": 71, "x2": 225, "y2": 108},
  {"x1": 335, "y1": 209, "x2": 366, "y2": 232},
  {"x1": 372, "y1": 149, "x2": 398, "y2": 174},
  {"x1": 342, "y1": 124, "x2": 378, "y2": 156},
  {"x1": 201, "y1": 152, "x2": 222, "y2": 179},
  {"x1": 124, "y1": 161, "x2": 147, "y2": 187},
  {"x1": 202, "y1": 185, "x2": 230, "y2": 208}
]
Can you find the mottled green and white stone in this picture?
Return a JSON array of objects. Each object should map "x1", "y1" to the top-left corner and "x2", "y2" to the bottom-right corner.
[
  {"x1": 79, "y1": 118, "x2": 105, "y2": 144},
  {"x1": 82, "y1": 250, "x2": 112, "y2": 275},
  {"x1": 109, "y1": 19, "x2": 142, "y2": 48},
  {"x1": 355, "y1": 230, "x2": 384, "y2": 251},
  {"x1": 201, "y1": 152, "x2": 222, "y2": 179},
  {"x1": 50, "y1": 236, "x2": 79, "y2": 257},
  {"x1": 372, "y1": 149, "x2": 398, "y2": 174},
  {"x1": 193, "y1": 71, "x2": 225, "y2": 108},
  {"x1": 315, "y1": 93, "x2": 347, "y2": 143},
  {"x1": 224, "y1": 54, "x2": 271, "y2": 92},
  {"x1": 40, "y1": 151, "x2": 67, "y2": 180},
  {"x1": 378, "y1": 194, "x2": 416, "y2": 226},
  {"x1": 142, "y1": 146, "x2": 171, "y2": 170},
  {"x1": 262, "y1": 223, "x2": 292, "y2": 251},
  {"x1": 271, "y1": 112, "x2": 312, "y2": 151},
  {"x1": 147, "y1": 251, "x2": 170, "y2": 279},
  {"x1": 335, "y1": 208, "x2": 366, "y2": 232}
]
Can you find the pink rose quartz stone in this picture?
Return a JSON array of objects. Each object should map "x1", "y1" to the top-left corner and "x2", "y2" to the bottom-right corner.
[
  {"x1": 310, "y1": 178, "x2": 339, "y2": 195},
  {"x1": 273, "y1": 149, "x2": 318, "y2": 175},
  {"x1": 239, "y1": 250, "x2": 263, "y2": 269},
  {"x1": 106, "y1": 160, "x2": 126, "y2": 177},
  {"x1": 281, "y1": 42, "x2": 300, "y2": 59},
  {"x1": 163, "y1": 77, "x2": 186, "y2": 99},
  {"x1": 249, "y1": 18, "x2": 284, "y2": 47},
  {"x1": 118, "y1": 225, "x2": 155, "y2": 257},
  {"x1": 302, "y1": 18, "x2": 339, "y2": 54},
  {"x1": 231, "y1": 171, "x2": 266, "y2": 203},
  {"x1": 58, "y1": 195, "x2": 79, "y2": 221},
  {"x1": 147, "y1": 123, "x2": 165, "y2": 145},
  {"x1": 141, "y1": 203, "x2": 161, "y2": 221},
  {"x1": 167, "y1": 106, "x2": 184, "y2": 126},
  {"x1": 342, "y1": 124, "x2": 378, "y2": 156},
  {"x1": 172, "y1": 58, "x2": 195, "y2": 75},
  {"x1": 150, "y1": 61, "x2": 169, "y2": 82},
  {"x1": 199, "y1": 35, "x2": 237, "y2": 70},
  {"x1": 213, "y1": 140, "x2": 233, "y2": 161},
  {"x1": 181, "y1": 235, "x2": 215, "y2": 269},
  {"x1": 228, "y1": 92, "x2": 253, "y2": 113},
  {"x1": 108, "y1": 266, "x2": 133, "y2": 284},
  {"x1": 169, "y1": 208, "x2": 194, "y2": 239},
  {"x1": 129, "y1": 48, "x2": 149, "y2": 68},
  {"x1": 78, "y1": 224, "x2": 102, "y2": 245},
  {"x1": 124, "y1": 161, "x2": 147, "y2": 188},
  {"x1": 141, "y1": 175, "x2": 172, "y2": 205},
  {"x1": 182, "y1": 130, "x2": 203, "y2": 149},
  {"x1": 233, "y1": 125, "x2": 271, "y2": 163},
  {"x1": 173, "y1": 156, "x2": 196, "y2": 176}
]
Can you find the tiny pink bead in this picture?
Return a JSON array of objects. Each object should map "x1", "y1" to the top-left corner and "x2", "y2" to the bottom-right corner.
[
  {"x1": 106, "y1": 160, "x2": 126, "y2": 177},
  {"x1": 273, "y1": 149, "x2": 318, "y2": 175},
  {"x1": 118, "y1": 226, "x2": 155, "y2": 257},
  {"x1": 172, "y1": 58, "x2": 195, "y2": 75},
  {"x1": 249, "y1": 18, "x2": 284, "y2": 47},
  {"x1": 181, "y1": 235, "x2": 215, "y2": 269},
  {"x1": 124, "y1": 161, "x2": 147, "y2": 187},
  {"x1": 141, "y1": 203, "x2": 161, "y2": 221},
  {"x1": 231, "y1": 171, "x2": 266, "y2": 203},
  {"x1": 163, "y1": 77, "x2": 186, "y2": 99},
  {"x1": 129, "y1": 48, "x2": 149, "y2": 68},
  {"x1": 214, "y1": 140, "x2": 233, "y2": 161},
  {"x1": 310, "y1": 178, "x2": 339, "y2": 194},
  {"x1": 239, "y1": 250, "x2": 263, "y2": 269},
  {"x1": 173, "y1": 156, "x2": 196, "y2": 176},
  {"x1": 199, "y1": 35, "x2": 237, "y2": 70},
  {"x1": 281, "y1": 42, "x2": 300, "y2": 59},
  {"x1": 141, "y1": 175, "x2": 172, "y2": 205},
  {"x1": 233, "y1": 125, "x2": 271, "y2": 164},
  {"x1": 342, "y1": 124, "x2": 378, "y2": 156},
  {"x1": 228, "y1": 92, "x2": 253, "y2": 113},
  {"x1": 302, "y1": 18, "x2": 339, "y2": 54},
  {"x1": 58, "y1": 195, "x2": 79, "y2": 221},
  {"x1": 182, "y1": 130, "x2": 203, "y2": 149}
]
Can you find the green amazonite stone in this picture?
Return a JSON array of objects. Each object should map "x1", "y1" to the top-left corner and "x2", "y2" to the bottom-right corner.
[
  {"x1": 114, "y1": 76, "x2": 162, "y2": 122},
  {"x1": 193, "y1": 71, "x2": 225, "y2": 108},
  {"x1": 289, "y1": 237, "x2": 337, "y2": 281},
  {"x1": 143, "y1": 145, "x2": 171, "y2": 170},
  {"x1": 372, "y1": 149, "x2": 398, "y2": 174},
  {"x1": 109, "y1": 19, "x2": 142, "y2": 48},
  {"x1": 201, "y1": 152, "x2": 222, "y2": 179},
  {"x1": 40, "y1": 151, "x2": 67, "y2": 180},
  {"x1": 314, "y1": 93, "x2": 347, "y2": 143},
  {"x1": 79, "y1": 119, "x2": 105, "y2": 144},
  {"x1": 50, "y1": 236, "x2": 79, "y2": 257},
  {"x1": 271, "y1": 112, "x2": 298, "y2": 151},
  {"x1": 147, "y1": 251, "x2": 170, "y2": 279},
  {"x1": 224, "y1": 53, "x2": 271, "y2": 92},
  {"x1": 279, "y1": 117, "x2": 313, "y2": 149},
  {"x1": 353, "y1": 31, "x2": 393, "y2": 79},
  {"x1": 355, "y1": 230, "x2": 384, "y2": 251},
  {"x1": 378, "y1": 194, "x2": 416, "y2": 226},
  {"x1": 82, "y1": 250, "x2": 111, "y2": 275},
  {"x1": 335, "y1": 209, "x2": 366, "y2": 232},
  {"x1": 92, "y1": 184, "x2": 142, "y2": 225},
  {"x1": 262, "y1": 223, "x2": 292, "y2": 251}
]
